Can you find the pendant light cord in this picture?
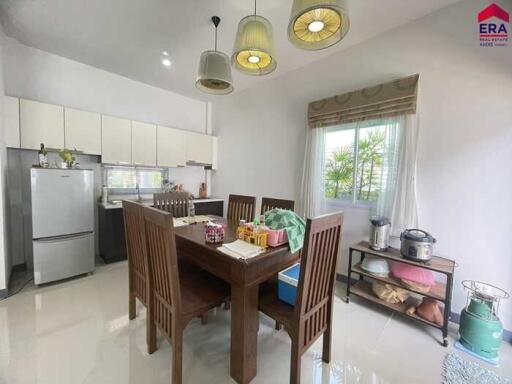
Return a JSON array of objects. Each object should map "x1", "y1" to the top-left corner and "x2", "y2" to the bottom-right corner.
[
  {"x1": 214, "y1": 26, "x2": 217, "y2": 51},
  {"x1": 254, "y1": 0, "x2": 257, "y2": 15}
]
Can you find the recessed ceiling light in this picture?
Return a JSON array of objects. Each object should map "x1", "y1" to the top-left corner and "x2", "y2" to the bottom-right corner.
[
  {"x1": 161, "y1": 51, "x2": 169, "y2": 56},
  {"x1": 162, "y1": 58, "x2": 172, "y2": 67}
]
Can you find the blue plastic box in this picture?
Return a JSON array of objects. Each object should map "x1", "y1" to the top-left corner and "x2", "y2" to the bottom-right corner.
[{"x1": 278, "y1": 263, "x2": 300, "y2": 306}]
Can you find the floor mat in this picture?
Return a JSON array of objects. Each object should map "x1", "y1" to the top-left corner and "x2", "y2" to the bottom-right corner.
[{"x1": 442, "y1": 353, "x2": 510, "y2": 384}]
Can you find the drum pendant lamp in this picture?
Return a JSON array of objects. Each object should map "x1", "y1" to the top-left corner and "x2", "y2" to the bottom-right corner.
[
  {"x1": 232, "y1": 0, "x2": 277, "y2": 76},
  {"x1": 288, "y1": 0, "x2": 350, "y2": 50},
  {"x1": 196, "y1": 16, "x2": 234, "y2": 95}
]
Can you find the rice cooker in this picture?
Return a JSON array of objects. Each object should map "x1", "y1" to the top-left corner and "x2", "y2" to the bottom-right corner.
[
  {"x1": 369, "y1": 217, "x2": 391, "y2": 251},
  {"x1": 400, "y1": 229, "x2": 436, "y2": 262}
]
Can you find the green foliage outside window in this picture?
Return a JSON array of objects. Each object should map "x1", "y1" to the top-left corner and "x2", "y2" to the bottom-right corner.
[{"x1": 324, "y1": 127, "x2": 386, "y2": 202}]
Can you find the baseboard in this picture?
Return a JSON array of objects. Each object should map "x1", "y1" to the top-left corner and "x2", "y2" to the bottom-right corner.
[{"x1": 336, "y1": 273, "x2": 512, "y2": 343}]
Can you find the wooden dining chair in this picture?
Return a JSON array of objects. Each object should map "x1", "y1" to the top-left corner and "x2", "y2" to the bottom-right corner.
[
  {"x1": 122, "y1": 200, "x2": 148, "y2": 321},
  {"x1": 153, "y1": 192, "x2": 190, "y2": 218},
  {"x1": 143, "y1": 206, "x2": 230, "y2": 384},
  {"x1": 258, "y1": 212, "x2": 343, "y2": 384},
  {"x1": 261, "y1": 197, "x2": 295, "y2": 215},
  {"x1": 227, "y1": 194, "x2": 256, "y2": 222}
]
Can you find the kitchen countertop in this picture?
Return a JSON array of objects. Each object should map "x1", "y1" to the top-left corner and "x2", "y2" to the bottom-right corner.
[{"x1": 99, "y1": 197, "x2": 224, "y2": 210}]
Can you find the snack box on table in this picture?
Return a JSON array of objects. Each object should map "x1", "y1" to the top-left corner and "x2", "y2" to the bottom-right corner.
[
  {"x1": 267, "y1": 228, "x2": 288, "y2": 247},
  {"x1": 278, "y1": 263, "x2": 300, "y2": 306}
]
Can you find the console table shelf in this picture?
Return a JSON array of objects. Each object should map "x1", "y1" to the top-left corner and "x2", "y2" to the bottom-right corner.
[{"x1": 346, "y1": 241, "x2": 455, "y2": 347}]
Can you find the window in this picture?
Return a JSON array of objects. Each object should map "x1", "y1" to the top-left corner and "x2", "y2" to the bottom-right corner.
[
  {"x1": 104, "y1": 166, "x2": 166, "y2": 193},
  {"x1": 324, "y1": 119, "x2": 397, "y2": 204}
]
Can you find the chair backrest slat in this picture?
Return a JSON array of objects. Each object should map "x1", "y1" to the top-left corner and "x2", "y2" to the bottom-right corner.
[
  {"x1": 153, "y1": 192, "x2": 190, "y2": 218},
  {"x1": 122, "y1": 200, "x2": 148, "y2": 303},
  {"x1": 227, "y1": 194, "x2": 256, "y2": 222},
  {"x1": 260, "y1": 197, "x2": 295, "y2": 215},
  {"x1": 143, "y1": 206, "x2": 182, "y2": 313},
  {"x1": 294, "y1": 212, "x2": 343, "y2": 350}
]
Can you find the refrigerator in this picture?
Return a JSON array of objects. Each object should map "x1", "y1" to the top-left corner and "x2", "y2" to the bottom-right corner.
[{"x1": 31, "y1": 168, "x2": 95, "y2": 285}]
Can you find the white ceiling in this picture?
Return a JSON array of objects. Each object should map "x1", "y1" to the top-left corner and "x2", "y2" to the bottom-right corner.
[{"x1": 0, "y1": 0, "x2": 461, "y2": 101}]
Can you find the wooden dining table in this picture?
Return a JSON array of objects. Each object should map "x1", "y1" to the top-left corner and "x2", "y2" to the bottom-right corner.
[{"x1": 174, "y1": 218, "x2": 300, "y2": 384}]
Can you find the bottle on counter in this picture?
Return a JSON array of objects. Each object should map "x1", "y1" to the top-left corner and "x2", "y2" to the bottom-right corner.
[
  {"x1": 188, "y1": 198, "x2": 195, "y2": 223},
  {"x1": 38, "y1": 143, "x2": 48, "y2": 168},
  {"x1": 102, "y1": 186, "x2": 108, "y2": 206}
]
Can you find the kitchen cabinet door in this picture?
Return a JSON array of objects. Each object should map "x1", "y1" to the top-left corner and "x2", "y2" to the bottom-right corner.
[
  {"x1": 157, "y1": 126, "x2": 187, "y2": 167},
  {"x1": 186, "y1": 132, "x2": 213, "y2": 164},
  {"x1": 101, "y1": 115, "x2": 132, "y2": 164},
  {"x1": 4, "y1": 96, "x2": 20, "y2": 148},
  {"x1": 20, "y1": 99, "x2": 64, "y2": 150},
  {"x1": 132, "y1": 121, "x2": 157, "y2": 166},
  {"x1": 64, "y1": 108, "x2": 102, "y2": 155}
]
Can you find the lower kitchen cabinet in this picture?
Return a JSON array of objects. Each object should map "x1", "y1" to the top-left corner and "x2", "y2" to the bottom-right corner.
[
  {"x1": 98, "y1": 199, "x2": 223, "y2": 264},
  {"x1": 98, "y1": 205, "x2": 127, "y2": 263},
  {"x1": 194, "y1": 200, "x2": 223, "y2": 216}
]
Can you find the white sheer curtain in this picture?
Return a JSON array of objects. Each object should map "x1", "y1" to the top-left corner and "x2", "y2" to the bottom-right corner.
[
  {"x1": 299, "y1": 126, "x2": 326, "y2": 218},
  {"x1": 389, "y1": 114, "x2": 419, "y2": 236},
  {"x1": 372, "y1": 114, "x2": 419, "y2": 236},
  {"x1": 301, "y1": 114, "x2": 419, "y2": 232}
]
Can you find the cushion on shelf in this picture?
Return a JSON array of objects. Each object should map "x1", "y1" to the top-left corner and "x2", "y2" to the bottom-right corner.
[{"x1": 389, "y1": 262, "x2": 436, "y2": 286}]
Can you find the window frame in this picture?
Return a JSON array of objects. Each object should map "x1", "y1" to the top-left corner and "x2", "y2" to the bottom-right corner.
[
  {"x1": 103, "y1": 165, "x2": 168, "y2": 195},
  {"x1": 324, "y1": 118, "x2": 387, "y2": 208}
]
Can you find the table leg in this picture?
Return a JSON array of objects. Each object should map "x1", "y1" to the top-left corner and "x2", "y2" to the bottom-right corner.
[
  {"x1": 346, "y1": 249, "x2": 353, "y2": 303},
  {"x1": 442, "y1": 273, "x2": 453, "y2": 347},
  {"x1": 231, "y1": 282, "x2": 259, "y2": 384}
]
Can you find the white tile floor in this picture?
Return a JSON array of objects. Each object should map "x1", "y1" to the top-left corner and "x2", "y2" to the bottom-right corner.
[{"x1": 0, "y1": 261, "x2": 511, "y2": 384}]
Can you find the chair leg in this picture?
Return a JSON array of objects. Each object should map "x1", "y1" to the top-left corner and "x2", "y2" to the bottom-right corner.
[
  {"x1": 223, "y1": 299, "x2": 231, "y2": 310},
  {"x1": 129, "y1": 292, "x2": 136, "y2": 320},
  {"x1": 290, "y1": 341, "x2": 301, "y2": 384},
  {"x1": 322, "y1": 328, "x2": 331, "y2": 363},
  {"x1": 200, "y1": 312, "x2": 208, "y2": 325},
  {"x1": 275, "y1": 321, "x2": 282, "y2": 330},
  {"x1": 172, "y1": 326, "x2": 183, "y2": 384},
  {"x1": 147, "y1": 306, "x2": 157, "y2": 354}
]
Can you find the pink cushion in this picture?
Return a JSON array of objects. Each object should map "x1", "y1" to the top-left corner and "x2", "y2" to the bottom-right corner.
[{"x1": 389, "y1": 262, "x2": 436, "y2": 286}]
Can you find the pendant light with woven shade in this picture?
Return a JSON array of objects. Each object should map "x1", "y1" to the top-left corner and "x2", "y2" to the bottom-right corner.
[
  {"x1": 288, "y1": 0, "x2": 350, "y2": 50},
  {"x1": 232, "y1": 0, "x2": 276, "y2": 76},
  {"x1": 196, "y1": 16, "x2": 234, "y2": 95}
]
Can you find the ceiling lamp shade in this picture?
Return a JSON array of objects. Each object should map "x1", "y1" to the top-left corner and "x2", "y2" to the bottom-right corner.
[
  {"x1": 288, "y1": 0, "x2": 350, "y2": 50},
  {"x1": 232, "y1": 2, "x2": 276, "y2": 76},
  {"x1": 196, "y1": 16, "x2": 234, "y2": 95}
]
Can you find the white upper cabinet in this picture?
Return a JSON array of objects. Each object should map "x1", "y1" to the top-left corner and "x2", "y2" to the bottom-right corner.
[
  {"x1": 20, "y1": 99, "x2": 64, "y2": 150},
  {"x1": 186, "y1": 132, "x2": 213, "y2": 164},
  {"x1": 101, "y1": 115, "x2": 132, "y2": 164},
  {"x1": 157, "y1": 126, "x2": 188, "y2": 167},
  {"x1": 64, "y1": 108, "x2": 101, "y2": 155},
  {"x1": 4, "y1": 96, "x2": 20, "y2": 148},
  {"x1": 132, "y1": 121, "x2": 157, "y2": 166}
]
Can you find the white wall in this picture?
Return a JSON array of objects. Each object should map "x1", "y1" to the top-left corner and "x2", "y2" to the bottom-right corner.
[
  {"x1": 212, "y1": 0, "x2": 512, "y2": 329},
  {"x1": 0, "y1": 25, "x2": 8, "y2": 292},
  {"x1": 2, "y1": 39, "x2": 207, "y2": 133}
]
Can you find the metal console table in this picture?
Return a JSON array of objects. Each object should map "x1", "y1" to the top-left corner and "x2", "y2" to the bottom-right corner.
[{"x1": 346, "y1": 241, "x2": 455, "y2": 347}]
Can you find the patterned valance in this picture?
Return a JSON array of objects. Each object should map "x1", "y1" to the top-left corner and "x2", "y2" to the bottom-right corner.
[{"x1": 308, "y1": 74, "x2": 419, "y2": 128}]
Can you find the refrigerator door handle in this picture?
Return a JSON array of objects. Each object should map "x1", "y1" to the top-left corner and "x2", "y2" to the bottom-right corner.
[{"x1": 33, "y1": 231, "x2": 94, "y2": 242}]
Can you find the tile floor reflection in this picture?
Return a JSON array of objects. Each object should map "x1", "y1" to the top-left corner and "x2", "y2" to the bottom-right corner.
[{"x1": 0, "y1": 261, "x2": 511, "y2": 383}]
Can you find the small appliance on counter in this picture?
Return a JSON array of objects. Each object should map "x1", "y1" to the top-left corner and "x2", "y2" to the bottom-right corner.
[
  {"x1": 456, "y1": 280, "x2": 509, "y2": 365},
  {"x1": 369, "y1": 216, "x2": 391, "y2": 251},
  {"x1": 400, "y1": 229, "x2": 436, "y2": 262}
]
